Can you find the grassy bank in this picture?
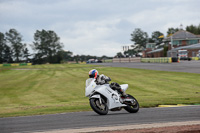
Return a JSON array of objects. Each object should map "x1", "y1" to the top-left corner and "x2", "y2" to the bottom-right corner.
[{"x1": 0, "y1": 64, "x2": 199, "y2": 117}]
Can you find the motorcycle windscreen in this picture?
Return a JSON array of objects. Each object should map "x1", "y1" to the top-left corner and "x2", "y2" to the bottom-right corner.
[
  {"x1": 85, "y1": 78, "x2": 97, "y2": 97},
  {"x1": 120, "y1": 84, "x2": 128, "y2": 92},
  {"x1": 86, "y1": 78, "x2": 93, "y2": 87}
]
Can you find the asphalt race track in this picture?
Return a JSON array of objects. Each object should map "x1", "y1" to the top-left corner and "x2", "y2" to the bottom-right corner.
[
  {"x1": 0, "y1": 106, "x2": 200, "y2": 133},
  {"x1": 94, "y1": 61, "x2": 200, "y2": 74}
]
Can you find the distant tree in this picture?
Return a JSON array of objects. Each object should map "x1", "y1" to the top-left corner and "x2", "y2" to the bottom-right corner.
[
  {"x1": 148, "y1": 38, "x2": 154, "y2": 43},
  {"x1": 5, "y1": 29, "x2": 25, "y2": 62},
  {"x1": 130, "y1": 28, "x2": 148, "y2": 52},
  {"x1": 23, "y1": 46, "x2": 30, "y2": 62},
  {"x1": 186, "y1": 24, "x2": 200, "y2": 34},
  {"x1": 79, "y1": 55, "x2": 88, "y2": 62},
  {"x1": 100, "y1": 55, "x2": 108, "y2": 59},
  {"x1": 52, "y1": 50, "x2": 65, "y2": 63},
  {"x1": 186, "y1": 25, "x2": 195, "y2": 34},
  {"x1": 4, "y1": 44, "x2": 13, "y2": 63},
  {"x1": 198, "y1": 24, "x2": 200, "y2": 34},
  {"x1": 124, "y1": 49, "x2": 136, "y2": 57},
  {"x1": 151, "y1": 31, "x2": 164, "y2": 45},
  {"x1": 167, "y1": 28, "x2": 179, "y2": 35},
  {"x1": 0, "y1": 32, "x2": 6, "y2": 63},
  {"x1": 100, "y1": 55, "x2": 112, "y2": 60},
  {"x1": 32, "y1": 29, "x2": 63, "y2": 63},
  {"x1": 74, "y1": 55, "x2": 80, "y2": 63},
  {"x1": 0, "y1": 32, "x2": 13, "y2": 63},
  {"x1": 116, "y1": 52, "x2": 124, "y2": 58},
  {"x1": 62, "y1": 51, "x2": 73, "y2": 62}
]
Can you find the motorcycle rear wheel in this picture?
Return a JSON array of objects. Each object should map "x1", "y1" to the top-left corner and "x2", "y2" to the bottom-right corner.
[
  {"x1": 90, "y1": 98, "x2": 108, "y2": 115},
  {"x1": 124, "y1": 94, "x2": 139, "y2": 113}
]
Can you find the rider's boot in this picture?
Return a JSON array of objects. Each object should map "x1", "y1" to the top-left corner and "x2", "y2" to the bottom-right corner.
[
  {"x1": 120, "y1": 90, "x2": 128, "y2": 98},
  {"x1": 122, "y1": 92, "x2": 128, "y2": 98}
]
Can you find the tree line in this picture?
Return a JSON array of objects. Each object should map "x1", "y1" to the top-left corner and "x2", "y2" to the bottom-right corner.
[
  {"x1": 1, "y1": 24, "x2": 199, "y2": 63},
  {"x1": 0, "y1": 29, "x2": 111, "y2": 64},
  {"x1": 0, "y1": 29, "x2": 63, "y2": 64},
  {"x1": 116, "y1": 23, "x2": 200, "y2": 57}
]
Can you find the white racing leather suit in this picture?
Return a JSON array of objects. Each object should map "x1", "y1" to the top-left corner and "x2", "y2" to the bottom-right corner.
[
  {"x1": 96, "y1": 74, "x2": 126, "y2": 96},
  {"x1": 86, "y1": 74, "x2": 126, "y2": 96},
  {"x1": 85, "y1": 74, "x2": 110, "y2": 87},
  {"x1": 96, "y1": 74, "x2": 111, "y2": 85}
]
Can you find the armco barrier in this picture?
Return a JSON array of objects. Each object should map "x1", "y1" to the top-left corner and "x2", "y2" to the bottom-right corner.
[
  {"x1": 11, "y1": 64, "x2": 19, "y2": 66},
  {"x1": 141, "y1": 57, "x2": 172, "y2": 63},
  {"x1": 1, "y1": 63, "x2": 32, "y2": 66},
  {"x1": 192, "y1": 57, "x2": 199, "y2": 60},
  {"x1": 19, "y1": 63, "x2": 27, "y2": 66},
  {"x1": 3, "y1": 64, "x2": 11, "y2": 66}
]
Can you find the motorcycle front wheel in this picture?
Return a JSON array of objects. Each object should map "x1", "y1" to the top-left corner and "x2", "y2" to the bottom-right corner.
[
  {"x1": 90, "y1": 98, "x2": 108, "y2": 115},
  {"x1": 124, "y1": 94, "x2": 139, "y2": 113}
]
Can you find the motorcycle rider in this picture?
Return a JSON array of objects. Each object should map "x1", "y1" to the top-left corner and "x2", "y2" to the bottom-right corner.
[{"x1": 88, "y1": 69, "x2": 127, "y2": 96}]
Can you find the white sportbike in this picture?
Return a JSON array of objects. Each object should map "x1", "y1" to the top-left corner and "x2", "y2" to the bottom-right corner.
[{"x1": 85, "y1": 78, "x2": 139, "y2": 115}]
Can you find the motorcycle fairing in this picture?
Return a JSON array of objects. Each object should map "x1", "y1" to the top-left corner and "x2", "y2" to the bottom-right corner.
[{"x1": 93, "y1": 84, "x2": 127, "y2": 110}]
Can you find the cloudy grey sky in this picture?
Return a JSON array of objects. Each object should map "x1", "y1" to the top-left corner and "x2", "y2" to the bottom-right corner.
[{"x1": 0, "y1": 0, "x2": 200, "y2": 56}]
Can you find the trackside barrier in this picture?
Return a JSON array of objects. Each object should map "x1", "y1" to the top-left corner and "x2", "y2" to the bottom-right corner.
[
  {"x1": 113, "y1": 57, "x2": 141, "y2": 63},
  {"x1": 104, "y1": 59, "x2": 113, "y2": 63},
  {"x1": 192, "y1": 57, "x2": 199, "y2": 60},
  {"x1": 0, "y1": 63, "x2": 32, "y2": 66},
  {"x1": 11, "y1": 64, "x2": 19, "y2": 66},
  {"x1": 141, "y1": 57, "x2": 172, "y2": 63}
]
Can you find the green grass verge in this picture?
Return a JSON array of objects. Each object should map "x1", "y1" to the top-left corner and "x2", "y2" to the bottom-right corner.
[{"x1": 0, "y1": 64, "x2": 200, "y2": 117}]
